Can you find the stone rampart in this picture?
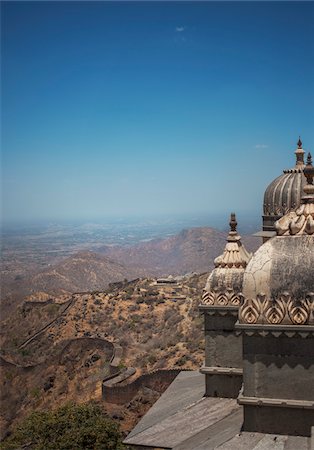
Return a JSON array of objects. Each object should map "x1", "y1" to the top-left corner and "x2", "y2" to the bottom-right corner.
[
  {"x1": 58, "y1": 337, "x2": 114, "y2": 364},
  {"x1": 19, "y1": 298, "x2": 74, "y2": 349},
  {"x1": 102, "y1": 368, "x2": 181, "y2": 404}
]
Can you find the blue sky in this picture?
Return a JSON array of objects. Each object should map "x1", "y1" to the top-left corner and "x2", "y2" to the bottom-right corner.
[{"x1": 2, "y1": 1, "x2": 314, "y2": 224}]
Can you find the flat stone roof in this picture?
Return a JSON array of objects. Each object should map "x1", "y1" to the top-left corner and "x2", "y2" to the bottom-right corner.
[{"x1": 124, "y1": 371, "x2": 312, "y2": 450}]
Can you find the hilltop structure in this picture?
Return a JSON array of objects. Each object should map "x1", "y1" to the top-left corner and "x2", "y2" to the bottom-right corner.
[{"x1": 124, "y1": 140, "x2": 314, "y2": 449}]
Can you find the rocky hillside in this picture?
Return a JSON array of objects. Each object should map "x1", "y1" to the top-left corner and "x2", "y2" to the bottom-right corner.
[
  {"x1": 100, "y1": 226, "x2": 261, "y2": 275},
  {"x1": 2, "y1": 227, "x2": 261, "y2": 311},
  {"x1": 28, "y1": 251, "x2": 138, "y2": 296},
  {"x1": 99, "y1": 227, "x2": 224, "y2": 275},
  {"x1": 0, "y1": 274, "x2": 207, "y2": 439}
]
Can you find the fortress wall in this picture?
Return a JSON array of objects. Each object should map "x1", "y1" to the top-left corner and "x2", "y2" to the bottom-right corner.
[
  {"x1": 102, "y1": 369, "x2": 181, "y2": 404},
  {"x1": 19, "y1": 298, "x2": 74, "y2": 349},
  {"x1": 58, "y1": 336, "x2": 114, "y2": 362},
  {"x1": 1, "y1": 337, "x2": 116, "y2": 372},
  {"x1": 23, "y1": 298, "x2": 55, "y2": 307}
]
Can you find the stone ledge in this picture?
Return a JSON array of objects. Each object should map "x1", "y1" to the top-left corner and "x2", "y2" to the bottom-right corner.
[
  {"x1": 200, "y1": 366, "x2": 242, "y2": 376},
  {"x1": 235, "y1": 322, "x2": 314, "y2": 337},
  {"x1": 199, "y1": 306, "x2": 239, "y2": 318},
  {"x1": 238, "y1": 393, "x2": 314, "y2": 409}
]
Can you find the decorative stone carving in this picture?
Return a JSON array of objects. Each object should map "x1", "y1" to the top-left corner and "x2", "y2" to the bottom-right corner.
[
  {"x1": 275, "y1": 203, "x2": 314, "y2": 236},
  {"x1": 238, "y1": 296, "x2": 262, "y2": 324},
  {"x1": 213, "y1": 214, "x2": 251, "y2": 269},
  {"x1": 202, "y1": 288, "x2": 243, "y2": 307},
  {"x1": 287, "y1": 294, "x2": 313, "y2": 325},
  {"x1": 263, "y1": 294, "x2": 286, "y2": 324},
  {"x1": 239, "y1": 292, "x2": 314, "y2": 326},
  {"x1": 276, "y1": 153, "x2": 314, "y2": 236}
]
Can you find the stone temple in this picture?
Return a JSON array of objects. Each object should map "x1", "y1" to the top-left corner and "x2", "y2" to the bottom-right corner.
[{"x1": 124, "y1": 139, "x2": 314, "y2": 449}]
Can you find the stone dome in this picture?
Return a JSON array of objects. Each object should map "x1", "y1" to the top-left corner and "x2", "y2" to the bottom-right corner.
[
  {"x1": 262, "y1": 138, "x2": 306, "y2": 236},
  {"x1": 239, "y1": 153, "x2": 314, "y2": 326},
  {"x1": 202, "y1": 213, "x2": 251, "y2": 307}
]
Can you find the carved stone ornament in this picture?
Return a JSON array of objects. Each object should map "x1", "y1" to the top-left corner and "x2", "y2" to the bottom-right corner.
[
  {"x1": 275, "y1": 203, "x2": 314, "y2": 236},
  {"x1": 239, "y1": 292, "x2": 314, "y2": 326},
  {"x1": 276, "y1": 152, "x2": 314, "y2": 236},
  {"x1": 213, "y1": 213, "x2": 251, "y2": 269},
  {"x1": 201, "y1": 213, "x2": 251, "y2": 309},
  {"x1": 202, "y1": 288, "x2": 243, "y2": 307}
]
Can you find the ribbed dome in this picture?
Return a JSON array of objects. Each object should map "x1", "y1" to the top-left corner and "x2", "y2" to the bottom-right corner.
[
  {"x1": 262, "y1": 139, "x2": 306, "y2": 234},
  {"x1": 263, "y1": 170, "x2": 305, "y2": 216}
]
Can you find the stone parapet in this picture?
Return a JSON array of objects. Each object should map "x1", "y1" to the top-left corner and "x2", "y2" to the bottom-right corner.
[
  {"x1": 237, "y1": 323, "x2": 314, "y2": 436},
  {"x1": 200, "y1": 306, "x2": 243, "y2": 398}
]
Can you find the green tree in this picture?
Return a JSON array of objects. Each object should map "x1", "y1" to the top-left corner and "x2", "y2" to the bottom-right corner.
[{"x1": 1, "y1": 403, "x2": 125, "y2": 450}]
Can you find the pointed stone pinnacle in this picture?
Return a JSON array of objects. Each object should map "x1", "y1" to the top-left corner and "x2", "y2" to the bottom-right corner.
[{"x1": 229, "y1": 213, "x2": 237, "y2": 233}]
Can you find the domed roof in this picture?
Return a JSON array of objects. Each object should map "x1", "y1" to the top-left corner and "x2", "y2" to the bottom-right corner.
[
  {"x1": 201, "y1": 213, "x2": 251, "y2": 307},
  {"x1": 239, "y1": 154, "x2": 314, "y2": 326},
  {"x1": 263, "y1": 139, "x2": 306, "y2": 221}
]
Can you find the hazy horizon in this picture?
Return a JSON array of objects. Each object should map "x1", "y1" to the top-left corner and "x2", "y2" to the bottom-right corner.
[
  {"x1": 2, "y1": 2, "x2": 314, "y2": 223},
  {"x1": 1, "y1": 209, "x2": 260, "y2": 235}
]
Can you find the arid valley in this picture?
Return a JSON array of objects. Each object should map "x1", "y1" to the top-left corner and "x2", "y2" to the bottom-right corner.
[{"x1": 1, "y1": 219, "x2": 261, "y2": 440}]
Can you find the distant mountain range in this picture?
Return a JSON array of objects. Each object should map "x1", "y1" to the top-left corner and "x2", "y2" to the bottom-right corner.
[
  {"x1": 99, "y1": 227, "x2": 227, "y2": 276},
  {"x1": 2, "y1": 227, "x2": 261, "y2": 311}
]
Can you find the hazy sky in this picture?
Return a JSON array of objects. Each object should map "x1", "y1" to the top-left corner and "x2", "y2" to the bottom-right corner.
[{"x1": 2, "y1": 1, "x2": 314, "y2": 224}]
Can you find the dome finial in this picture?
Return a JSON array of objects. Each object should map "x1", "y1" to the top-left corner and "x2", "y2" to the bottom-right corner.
[
  {"x1": 295, "y1": 137, "x2": 305, "y2": 167},
  {"x1": 229, "y1": 212, "x2": 237, "y2": 233}
]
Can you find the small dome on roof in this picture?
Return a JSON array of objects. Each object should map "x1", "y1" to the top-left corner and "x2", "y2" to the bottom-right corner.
[
  {"x1": 263, "y1": 139, "x2": 306, "y2": 235},
  {"x1": 201, "y1": 213, "x2": 251, "y2": 307}
]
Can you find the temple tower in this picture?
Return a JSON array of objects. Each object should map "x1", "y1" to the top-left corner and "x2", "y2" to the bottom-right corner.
[
  {"x1": 236, "y1": 153, "x2": 314, "y2": 436},
  {"x1": 199, "y1": 213, "x2": 251, "y2": 398}
]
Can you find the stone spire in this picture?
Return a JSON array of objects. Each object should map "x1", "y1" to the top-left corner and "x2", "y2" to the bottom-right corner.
[
  {"x1": 276, "y1": 152, "x2": 314, "y2": 236},
  {"x1": 294, "y1": 136, "x2": 305, "y2": 168},
  {"x1": 213, "y1": 213, "x2": 251, "y2": 269},
  {"x1": 201, "y1": 213, "x2": 251, "y2": 307}
]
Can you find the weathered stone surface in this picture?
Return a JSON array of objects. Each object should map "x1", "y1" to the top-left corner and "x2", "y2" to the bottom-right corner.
[
  {"x1": 200, "y1": 308, "x2": 243, "y2": 398},
  {"x1": 239, "y1": 235, "x2": 314, "y2": 326},
  {"x1": 242, "y1": 333, "x2": 314, "y2": 400},
  {"x1": 204, "y1": 373, "x2": 242, "y2": 398},
  {"x1": 243, "y1": 405, "x2": 314, "y2": 437},
  {"x1": 204, "y1": 328, "x2": 242, "y2": 368}
]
